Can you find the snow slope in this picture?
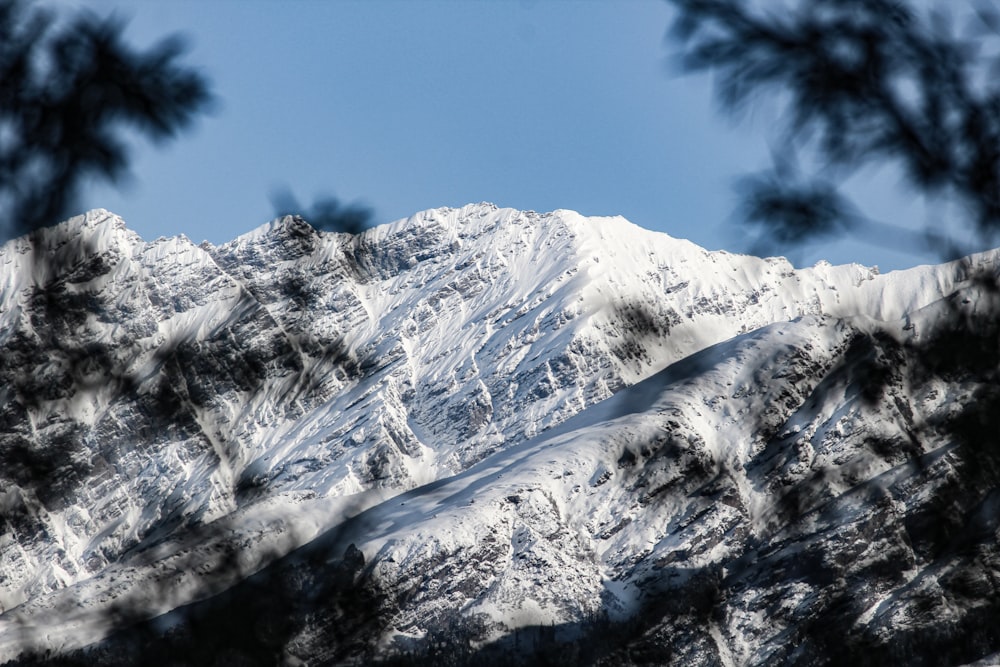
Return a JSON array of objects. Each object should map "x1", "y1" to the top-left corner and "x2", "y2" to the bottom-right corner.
[{"x1": 0, "y1": 204, "x2": 997, "y2": 662}]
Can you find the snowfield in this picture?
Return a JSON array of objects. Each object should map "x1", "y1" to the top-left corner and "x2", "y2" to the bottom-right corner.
[{"x1": 1, "y1": 204, "x2": 998, "y2": 664}]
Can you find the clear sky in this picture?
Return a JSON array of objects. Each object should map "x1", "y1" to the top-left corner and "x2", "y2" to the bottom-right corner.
[{"x1": 54, "y1": 0, "x2": 946, "y2": 271}]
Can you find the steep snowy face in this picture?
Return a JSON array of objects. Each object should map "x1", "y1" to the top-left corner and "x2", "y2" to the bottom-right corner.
[
  {"x1": 312, "y1": 278, "x2": 1000, "y2": 666},
  {"x1": 299, "y1": 294, "x2": 999, "y2": 666},
  {"x1": 0, "y1": 204, "x2": 995, "y2": 661},
  {"x1": 199, "y1": 203, "x2": 953, "y2": 481},
  {"x1": 0, "y1": 211, "x2": 305, "y2": 611}
]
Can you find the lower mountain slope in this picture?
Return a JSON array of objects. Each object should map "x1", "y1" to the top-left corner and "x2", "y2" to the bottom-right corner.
[{"x1": 287, "y1": 279, "x2": 1000, "y2": 666}]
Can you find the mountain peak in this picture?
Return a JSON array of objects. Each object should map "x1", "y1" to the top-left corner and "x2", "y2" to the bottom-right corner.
[
  {"x1": 0, "y1": 209, "x2": 144, "y2": 293},
  {"x1": 3, "y1": 208, "x2": 139, "y2": 249}
]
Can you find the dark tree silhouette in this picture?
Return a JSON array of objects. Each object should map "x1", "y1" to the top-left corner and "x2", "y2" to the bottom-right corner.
[
  {"x1": 0, "y1": 0, "x2": 212, "y2": 240},
  {"x1": 0, "y1": 4, "x2": 384, "y2": 662},
  {"x1": 270, "y1": 187, "x2": 375, "y2": 235},
  {"x1": 11, "y1": 1, "x2": 1000, "y2": 664},
  {"x1": 667, "y1": 0, "x2": 1000, "y2": 258},
  {"x1": 658, "y1": 3, "x2": 1000, "y2": 663}
]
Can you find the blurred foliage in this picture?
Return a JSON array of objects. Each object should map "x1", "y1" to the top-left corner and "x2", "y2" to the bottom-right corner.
[
  {"x1": 0, "y1": 0, "x2": 212, "y2": 239},
  {"x1": 667, "y1": 0, "x2": 1000, "y2": 258},
  {"x1": 664, "y1": 5, "x2": 1000, "y2": 663},
  {"x1": 270, "y1": 187, "x2": 374, "y2": 235}
]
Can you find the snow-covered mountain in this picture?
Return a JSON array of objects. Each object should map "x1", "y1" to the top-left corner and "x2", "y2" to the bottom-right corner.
[{"x1": 1, "y1": 204, "x2": 998, "y2": 665}]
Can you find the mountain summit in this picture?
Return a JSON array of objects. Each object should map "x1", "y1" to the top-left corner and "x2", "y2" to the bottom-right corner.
[{"x1": 1, "y1": 205, "x2": 999, "y2": 664}]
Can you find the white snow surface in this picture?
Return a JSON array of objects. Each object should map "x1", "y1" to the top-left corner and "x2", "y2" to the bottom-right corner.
[{"x1": 0, "y1": 204, "x2": 997, "y2": 659}]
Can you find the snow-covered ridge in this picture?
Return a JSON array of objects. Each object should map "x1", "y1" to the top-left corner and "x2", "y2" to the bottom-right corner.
[{"x1": 0, "y1": 204, "x2": 996, "y2": 660}]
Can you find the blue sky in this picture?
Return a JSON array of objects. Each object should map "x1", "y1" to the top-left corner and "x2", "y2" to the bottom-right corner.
[{"x1": 57, "y1": 0, "x2": 942, "y2": 271}]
